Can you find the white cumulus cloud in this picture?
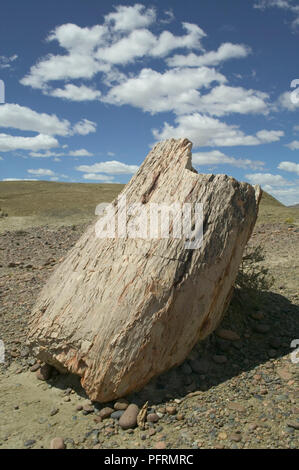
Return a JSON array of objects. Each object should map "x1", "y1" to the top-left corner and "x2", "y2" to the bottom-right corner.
[
  {"x1": 192, "y1": 150, "x2": 265, "y2": 169},
  {"x1": 153, "y1": 114, "x2": 284, "y2": 147},
  {"x1": 167, "y1": 42, "x2": 250, "y2": 67},
  {"x1": 27, "y1": 168, "x2": 56, "y2": 176},
  {"x1": 72, "y1": 119, "x2": 97, "y2": 136},
  {"x1": 278, "y1": 161, "x2": 299, "y2": 175},
  {"x1": 76, "y1": 160, "x2": 139, "y2": 175},
  {"x1": 82, "y1": 173, "x2": 116, "y2": 182},
  {"x1": 245, "y1": 172, "x2": 291, "y2": 186},
  {"x1": 104, "y1": 4, "x2": 156, "y2": 32},
  {"x1": 0, "y1": 133, "x2": 58, "y2": 152},
  {"x1": 20, "y1": 6, "x2": 206, "y2": 91},
  {"x1": 285, "y1": 140, "x2": 299, "y2": 150},
  {"x1": 0, "y1": 103, "x2": 71, "y2": 136},
  {"x1": 50, "y1": 84, "x2": 102, "y2": 101},
  {"x1": 104, "y1": 67, "x2": 226, "y2": 114}
]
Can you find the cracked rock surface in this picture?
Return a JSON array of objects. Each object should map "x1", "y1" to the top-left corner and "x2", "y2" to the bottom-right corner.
[{"x1": 26, "y1": 138, "x2": 261, "y2": 402}]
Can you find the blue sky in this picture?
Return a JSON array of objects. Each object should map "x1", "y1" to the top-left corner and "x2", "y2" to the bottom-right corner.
[{"x1": 0, "y1": 0, "x2": 299, "y2": 204}]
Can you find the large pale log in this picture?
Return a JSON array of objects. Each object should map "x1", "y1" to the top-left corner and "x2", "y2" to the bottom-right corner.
[{"x1": 27, "y1": 138, "x2": 261, "y2": 402}]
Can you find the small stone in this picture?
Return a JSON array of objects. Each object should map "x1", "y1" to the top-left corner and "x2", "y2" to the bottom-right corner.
[
  {"x1": 248, "y1": 423, "x2": 257, "y2": 431},
  {"x1": 20, "y1": 347, "x2": 30, "y2": 358},
  {"x1": 251, "y1": 311, "x2": 264, "y2": 321},
  {"x1": 216, "y1": 329, "x2": 240, "y2": 341},
  {"x1": 155, "y1": 441, "x2": 166, "y2": 449},
  {"x1": 50, "y1": 408, "x2": 59, "y2": 416},
  {"x1": 36, "y1": 363, "x2": 52, "y2": 381},
  {"x1": 176, "y1": 413, "x2": 185, "y2": 421},
  {"x1": 76, "y1": 405, "x2": 83, "y2": 411},
  {"x1": 157, "y1": 407, "x2": 166, "y2": 414},
  {"x1": 186, "y1": 391, "x2": 202, "y2": 398},
  {"x1": 99, "y1": 407, "x2": 114, "y2": 419},
  {"x1": 27, "y1": 357, "x2": 36, "y2": 366},
  {"x1": 287, "y1": 421, "x2": 299, "y2": 430},
  {"x1": 30, "y1": 363, "x2": 40, "y2": 373},
  {"x1": 147, "y1": 413, "x2": 159, "y2": 423},
  {"x1": 230, "y1": 432, "x2": 242, "y2": 442},
  {"x1": 24, "y1": 439, "x2": 36, "y2": 447},
  {"x1": 213, "y1": 354, "x2": 227, "y2": 364},
  {"x1": 218, "y1": 432, "x2": 227, "y2": 440},
  {"x1": 253, "y1": 324, "x2": 270, "y2": 334},
  {"x1": 166, "y1": 406, "x2": 177, "y2": 415},
  {"x1": 63, "y1": 396, "x2": 71, "y2": 402},
  {"x1": 93, "y1": 416, "x2": 102, "y2": 424},
  {"x1": 148, "y1": 429, "x2": 156, "y2": 437},
  {"x1": 119, "y1": 404, "x2": 139, "y2": 429},
  {"x1": 111, "y1": 410, "x2": 125, "y2": 420},
  {"x1": 8, "y1": 262, "x2": 17, "y2": 268},
  {"x1": 82, "y1": 404, "x2": 94, "y2": 413},
  {"x1": 114, "y1": 398, "x2": 129, "y2": 411},
  {"x1": 50, "y1": 437, "x2": 65, "y2": 449}
]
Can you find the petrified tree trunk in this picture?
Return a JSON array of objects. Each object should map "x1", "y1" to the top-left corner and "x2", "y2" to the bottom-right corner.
[{"x1": 27, "y1": 138, "x2": 261, "y2": 402}]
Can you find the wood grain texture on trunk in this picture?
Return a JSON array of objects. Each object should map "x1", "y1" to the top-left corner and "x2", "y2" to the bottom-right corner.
[{"x1": 27, "y1": 138, "x2": 262, "y2": 402}]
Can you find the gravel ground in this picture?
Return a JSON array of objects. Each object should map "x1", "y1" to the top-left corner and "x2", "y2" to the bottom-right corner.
[{"x1": 0, "y1": 222, "x2": 298, "y2": 449}]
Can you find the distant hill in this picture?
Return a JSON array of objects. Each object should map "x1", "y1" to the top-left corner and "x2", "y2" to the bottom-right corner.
[
  {"x1": 260, "y1": 191, "x2": 284, "y2": 208},
  {"x1": 0, "y1": 181, "x2": 298, "y2": 231},
  {"x1": 258, "y1": 189, "x2": 298, "y2": 224},
  {"x1": 0, "y1": 180, "x2": 124, "y2": 218}
]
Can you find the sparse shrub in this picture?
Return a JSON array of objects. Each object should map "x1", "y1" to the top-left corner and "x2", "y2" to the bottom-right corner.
[
  {"x1": 235, "y1": 244, "x2": 274, "y2": 293},
  {"x1": 284, "y1": 217, "x2": 294, "y2": 224},
  {"x1": 14, "y1": 229, "x2": 28, "y2": 236},
  {"x1": 0, "y1": 208, "x2": 8, "y2": 218}
]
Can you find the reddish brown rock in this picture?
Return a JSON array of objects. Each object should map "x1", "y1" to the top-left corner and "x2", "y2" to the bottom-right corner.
[
  {"x1": 36, "y1": 363, "x2": 52, "y2": 381},
  {"x1": 147, "y1": 413, "x2": 159, "y2": 423},
  {"x1": 50, "y1": 437, "x2": 65, "y2": 449},
  {"x1": 155, "y1": 441, "x2": 167, "y2": 449},
  {"x1": 114, "y1": 399, "x2": 129, "y2": 411},
  {"x1": 98, "y1": 407, "x2": 114, "y2": 419},
  {"x1": 119, "y1": 404, "x2": 139, "y2": 429},
  {"x1": 216, "y1": 328, "x2": 240, "y2": 341}
]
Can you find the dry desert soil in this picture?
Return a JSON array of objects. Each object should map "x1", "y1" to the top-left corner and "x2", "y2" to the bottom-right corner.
[{"x1": 0, "y1": 181, "x2": 298, "y2": 449}]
